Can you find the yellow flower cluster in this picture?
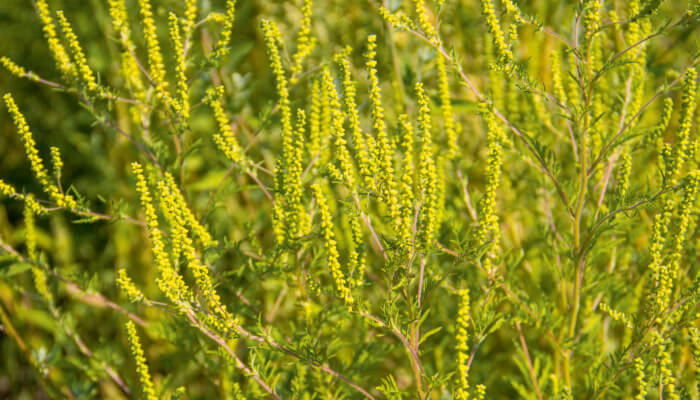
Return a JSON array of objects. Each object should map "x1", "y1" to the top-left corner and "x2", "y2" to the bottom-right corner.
[
  {"x1": 652, "y1": 331, "x2": 679, "y2": 400},
  {"x1": 4, "y1": 93, "x2": 77, "y2": 210},
  {"x1": 313, "y1": 183, "x2": 354, "y2": 308},
  {"x1": 138, "y1": 0, "x2": 170, "y2": 103},
  {"x1": 0, "y1": 180, "x2": 45, "y2": 216},
  {"x1": 648, "y1": 199, "x2": 672, "y2": 312},
  {"x1": 617, "y1": 153, "x2": 632, "y2": 202},
  {"x1": 415, "y1": 82, "x2": 439, "y2": 248},
  {"x1": 550, "y1": 50, "x2": 566, "y2": 106},
  {"x1": 290, "y1": 0, "x2": 316, "y2": 84},
  {"x1": 336, "y1": 49, "x2": 372, "y2": 188},
  {"x1": 599, "y1": 302, "x2": 633, "y2": 328},
  {"x1": 261, "y1": 19, "x2": 293, "y2": 159},
  {"x1": 397, "y1": 115, "x2": 416, "y2": 248},
  {"x1": 158, "y1": 176, "x2": 237, "y2": 334},
  {"x1": 108, "y1": 0, "x2": 145, "y2": 104},
  {"x1": 117, "y1": 269, "x2": 144, "y2": 302},
  {"x1": 633, "y1": 358, "x2": 646, "y2": 400},
  {"x1": 436, "y1": 56, "x2": 458, "y2": 158},
  {"x1": 455, "y1": 288, "x2": 471, "y2": 400},
  {"x1": 413, "y1": 0, "x2": 438, "y2": 42},
  {"x1": 36, "y1": 0, "x2": 76, "y2": 79},
  {"x1": 24, "y1": 200, "x2": 53, "y2": 306},
  {"x1": 0, "y1": 57, "x2": 31, "y2": 80},
  {"x1": 583, "y1": 0, "x2": 601, "y2": 41},
  {"x1": 480, "y1": 0, "x2": 513, "y2": 65},
  {"x1": 645, "y1": 97, "x2": 673, "y2": 147},
  {"x1": 667, "y1": 171, "x2": 699, "y2": 287},
  {"x1": 56, "y1": 11, "x2": 99, "y2": 95},
  {"x1": 131, "y1": 162, "x2": 191, "y2": 305},
  {"x1": 477, "y1": 103, "x2": 503, "y2": 269},
  {"x1": 183, "y1": 0, "x2": 198, "y2": 38},
  {"x1": 308, "y1": 80, "x2": 322, "y2": 159},
  {"x1": 378, "y1": 6, "x2": 417, "y2": 31},
  {"x1": 668, "y1": 68, "x2": 697, "y2": 185},
  {"x1": 164, "y1": 174, "x2": 216, "y2": 248},
  {"x1": 50, "y1": 146, "x2": 63, "y2": 181},
  {"x1": 169, "y1": 12, "x2": 190, "y2": 121},
  {"x1": 125, "y1": 321, "x2": 158, "y2": 400},
  {"x1": 212, "y1": 0, "x2": 237, "y2": 60},
  {"x1": 501, "y1": 0, "x2": 527, "y2": 24},
  {"x1": 474, "y1": 384, "x2": 486, "y2": 400},
  {"x1": 23, "y1": 200, "x2": 38, "y2": 262},
  {"x1": 321, "y1": 67, "x2": 356, "y2": 188},
  {"x1": 366, "y1": 35, "x2": 399, "y2": 223},
  {"x1": 284, "y1": 110, "x2": 309, "y2": 239},
  {"x1": 205, "y1": 86, "x2": 245, "y2": 165},
  {"x1": 348, "y1": 211, "x2": 366, "y2": 288}
]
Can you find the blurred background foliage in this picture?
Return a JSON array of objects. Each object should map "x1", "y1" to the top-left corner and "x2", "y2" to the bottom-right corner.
[{"x1": 0, "y1": 0, "x2": 698, "y2": 399}]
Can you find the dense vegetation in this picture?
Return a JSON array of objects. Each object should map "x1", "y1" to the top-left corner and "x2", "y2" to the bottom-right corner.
[{"x1": 1, "y1": 0, "x2": 699, "y2": 398}]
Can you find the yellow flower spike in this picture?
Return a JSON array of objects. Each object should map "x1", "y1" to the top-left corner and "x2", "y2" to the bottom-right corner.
[
  {"x1": 285, "y1": 109, "x2": 307, "y2": 238},
  {"x1": 160, "y1": 181, "x2": 237, "y2": 333},
  {"x1": 313, "y1": 183, "x2": 354, "y2": 308},
  {"x1": 108, "y1": 0, "x2": 132, "y2": 44},
  {"x1": 617, "y1": 153, "x2": 632, "y2": 202},
  {"x1": 261, "y1": 19, "x2": 293, "y2": 160},
  {"x1": 0, "y1": 179, "x2": 17, "y2": 198},
  {"x1": 348, "y1": 211, "x2": 365, "y2": 288},
  {"x1": 56, "y1": 11, "x2": 99, "y2": 95},
  {"x1": 415, "y1": 82, "x2": 439, "y2": 247},
  {"x1": 0, "y1": 57, "x2": 34, "y2": 80},
  {"x1": 654, "y1": 333, "x2": 679, "y2": 400},
  {"x1": 50, "y1": 146, "x2": 63, "y2": 182},
  {"x1": 565, "y1": 51, "x2": 580, "y2": 110},
  {"x1": 212, "y1": 0, "x2": 237, "y2": 59},
  {"x1": 24, "y1": 199, "x2": 53, "y2": 304},
  {"x1": 117, "y1": 269, "x2": 144, "y2": 302},
  {"x1": 379, "y1": 6, "x2": 417, "y2": 31},
  {"x1": 501, "y1": 0, "x2": 526, "y2": 24},
  {"x1": 397, "y1": 114, "x2": 416, "y2": 248},
  {"x1": 667, "y1": 171, "x2": 699, "y2": 283},
  {"x1": 108, "y1": 0, "x2": 146, "y2": 102},
  {"x1": 436, "y1": 55, "x2": 457, "y2": 158},
  {"x1": 649, "y1": 198, "x2": 673, "y2": 311},
  {"x1": 645, "y1": 98, "x2": 673, "y2": 147},
  {"x1": 455, "y1": 288, "x2": 471, "y2": 400},
  {"x1": 308, "y1": 79, "x2": 322, "y2": 159},
  {"x1": 36, "y1": 0, "x2": 76, "y2": 79},
  {"x1": 599, "y1": 302, "x2": 633, "y2": 328},
  {"x1": 24, "y1": 199, "x2": 38, "y2": 262},
  {"x1": 169, "y1": 12, "x2": 190, "y2": 121},
  {"x1": 583, "y1": 0, "x2": 601, "y2": 42},
  {"x1": 183, "y1": 0, "x2": 198, "y2": 37},
  {"x1": 668, "y1": 68, "x2": 697, "y2": 185},
  {"x1": 205, "y1": 86, "x2": 245, "y2": 165},
  {"x1": 633, "y1": 358, "x2": 647, "y2": 400},
  {"x1": 477, "y1": 102, "x2": 504, "y2": 269},
  {"x1": 336, "y1": 49, "x2": 372, "y2": 188},
  {"x1": 4, "y1": 93, "x2": 78, "y2": 210},
  {"x1": 138, "y1": 0, "x2": 170, "y2": 103},
  {"x1": 413, "y1": 0, "x2": 438, "y2": 42},
  {"x1": 480, "y1": 0, "x2": 512, "y2": 65},
  {"x1": 163, "y1": 173, "x2": 216, "y2": 248},
  {"x1": 131, "y1": 162, "x2": 191, "y2": 305},
  {"x1": 366, "y1": 35, "x2": 399, "y2": 222},
  {"x1": 290, "y1": 0, "x2": 316, "y2": 84},
  {"x1": 321, "y1": 67, "x2": 356, "y2": 188},
  {"x1": 125, "y1": 321, "x2": 158, "y2": 400}
]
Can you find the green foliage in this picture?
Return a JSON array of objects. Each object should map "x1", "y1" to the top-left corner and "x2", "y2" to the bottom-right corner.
[{"x1": 1, "y1": 0, "x2": 700, "y2": 399}]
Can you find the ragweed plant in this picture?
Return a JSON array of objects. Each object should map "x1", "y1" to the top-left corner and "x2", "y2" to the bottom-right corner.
[{"x1": 1, "y1": 0, "x2": 700, "y2": 399}]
